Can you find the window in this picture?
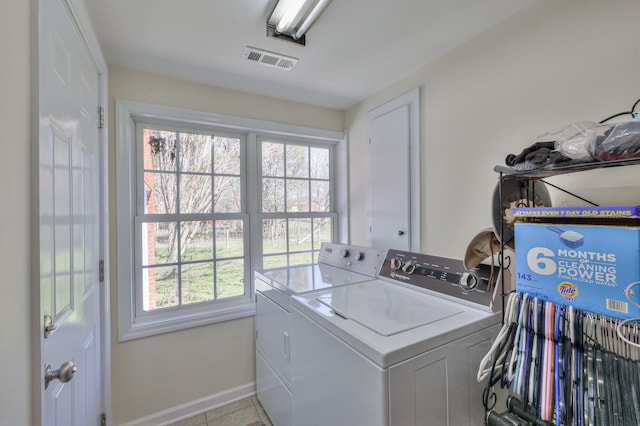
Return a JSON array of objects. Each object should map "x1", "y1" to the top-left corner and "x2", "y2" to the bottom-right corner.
[
  {"x1": 116, "y1": 101, "x2": 346, "y2": 340},
  {"x1": 138, "y1": 127, "x2": 247, "y2": 315},
  {"x1": 258, "y1": 139, "x2": 335, "y2": 269}
]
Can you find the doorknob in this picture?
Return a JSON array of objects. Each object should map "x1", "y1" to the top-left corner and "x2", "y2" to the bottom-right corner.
[
  {"x1": 44, "y1": 361, "x2": 78, "y2": 389},
  {"x1": 398, "y1": 230, "x2": 405, "y2": 236}
]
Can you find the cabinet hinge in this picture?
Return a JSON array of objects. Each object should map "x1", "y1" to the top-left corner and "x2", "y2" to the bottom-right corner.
[
  {"x1": 101, "y1": 413, "x2": 106, "y2": 426},
  {"x1": 98, "y1": 106, "x2": 104, "y2": 129},
  {"x1": 99, "y1": 260, "x2": 104, "y2": 283}
]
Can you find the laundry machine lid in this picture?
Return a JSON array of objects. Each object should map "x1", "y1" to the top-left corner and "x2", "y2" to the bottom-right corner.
[
  {"x1": 315, "y1": 282, "x2": 464, "y2": 336},
  {"x1": 260, "y1": 263, "x2": 376, "y2": 296}
]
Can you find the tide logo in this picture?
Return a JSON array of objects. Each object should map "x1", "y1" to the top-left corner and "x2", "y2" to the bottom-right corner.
[{"x1": 558, "y1": 282, "x2": 578, "y2": 300}]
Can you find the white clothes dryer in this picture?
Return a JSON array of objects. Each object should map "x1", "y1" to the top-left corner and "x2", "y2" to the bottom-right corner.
[
  {"x1": 290, "y1": 249, "x2": 503, "y2": 426},
  {"x1": 255, "y1": 243, "x2": 383, "y2": 426}
]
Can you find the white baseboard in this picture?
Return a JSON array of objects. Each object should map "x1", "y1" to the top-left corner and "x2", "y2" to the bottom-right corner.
[{"x1": 119, "y1": 381, "x2": 256, "y2": 426}]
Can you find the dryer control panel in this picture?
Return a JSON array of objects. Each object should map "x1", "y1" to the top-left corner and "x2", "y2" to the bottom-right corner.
[
  {"x1": 317, "y1": 242, "x2": 383, "y2": 278},
  {"x1": 379, "y1": 249, "x2": 504, "y2": 312}
]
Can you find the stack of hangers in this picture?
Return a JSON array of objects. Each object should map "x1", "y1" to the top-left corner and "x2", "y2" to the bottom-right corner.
[{"x1": 479, "y1": 292, "x2": 640, "y2": 426}]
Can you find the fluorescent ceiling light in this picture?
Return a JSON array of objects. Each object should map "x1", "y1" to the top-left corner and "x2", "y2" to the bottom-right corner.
[{"x1": 268, "y1": 0, "x2": 333, "y2": 41}]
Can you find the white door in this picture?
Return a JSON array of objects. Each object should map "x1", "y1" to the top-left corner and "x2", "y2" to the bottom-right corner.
[
  {"x1": 38, "y1": 0, "x2": 103, "y2": 424},
  {"x1": 366, "y1": 89, "x2": 421, "y2": 252}
]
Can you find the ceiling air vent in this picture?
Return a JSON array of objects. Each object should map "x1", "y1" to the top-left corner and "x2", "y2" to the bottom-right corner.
[{"x1": 243, "y1": 46, "x2": 298, "y2": 71}]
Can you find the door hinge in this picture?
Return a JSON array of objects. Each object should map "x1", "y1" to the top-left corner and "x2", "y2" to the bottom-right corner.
[
  {"x1": 99, "y1": 260, "x2": 104, "y2": 283},
  {"x1": 44, "y1": 315, "x2": 57, "y2": 339},
  {"x1": 98, "y1": 106, "x2": 104, "y2": 129},
  {"x1": 101, "y1": 412, "x2": 106, "y2": 426}
]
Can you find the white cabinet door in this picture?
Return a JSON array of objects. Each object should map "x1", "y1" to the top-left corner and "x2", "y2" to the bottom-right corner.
[
  {"x1": 388, "y1": 325, "x2": 499, "y2": 426},
  {"x1": 38, "y1": 0, "x2": 103, "y2": 424},
  {"x1": 255, "y1": 292, "x2": 291, "y2": 384}
]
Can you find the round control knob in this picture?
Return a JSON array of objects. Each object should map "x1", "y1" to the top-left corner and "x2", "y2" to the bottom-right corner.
[
  {"x1": 340, "y1": 249, "x2": 349, "y2": 258},
  {"x1": 354, "y1": 251, "x2": 364, "y2": 261},
  {"x1": 402, "y1": 261, "x2": 416, "y2": 275},
  {"x1": 460, "y1": 272, "x2": 479, "y2": 291},
  {"x1": 390, "y1": 258, "x2": 402, "y2": 270}
]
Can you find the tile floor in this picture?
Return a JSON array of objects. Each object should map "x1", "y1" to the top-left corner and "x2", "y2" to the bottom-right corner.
[{"x1": 167, "y1": 395, "x2": 272, "y2": 426}]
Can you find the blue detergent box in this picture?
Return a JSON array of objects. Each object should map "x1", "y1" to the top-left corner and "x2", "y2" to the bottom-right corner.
[
  {"x1": 513, "y1": 206, "x2": 640, "y2": 219},
  {"x1": 515, "y1": 222, "x2": 640, "y2": 319}
]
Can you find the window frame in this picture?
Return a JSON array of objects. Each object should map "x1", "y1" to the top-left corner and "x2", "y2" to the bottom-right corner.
[{"x1": 115, "y1": 100, "x2": 346, "y2": 341}]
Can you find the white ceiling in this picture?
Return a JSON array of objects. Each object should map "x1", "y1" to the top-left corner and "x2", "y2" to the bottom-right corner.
[{"x1": 84, "y1": 0, "x2": 535, "y2": 110}]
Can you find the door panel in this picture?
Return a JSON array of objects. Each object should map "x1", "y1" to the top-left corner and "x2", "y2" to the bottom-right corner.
[
  {"x1": 53, "y1": 125, "x2": 73, "y2": 319},
  {"x1": 39, "y1": 0, "x2": 102, "y2": 424}
]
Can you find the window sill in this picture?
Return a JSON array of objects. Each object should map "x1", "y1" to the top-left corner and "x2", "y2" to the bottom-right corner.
[{"x1": 117, "y1": 299, "x2": 256, "y2": 342}]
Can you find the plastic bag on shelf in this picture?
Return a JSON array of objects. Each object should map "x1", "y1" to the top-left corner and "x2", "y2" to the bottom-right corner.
[
  {"x1": 504, "y1": 121, "x2": 597, "y2": 170},
  {"x1": 589, "y1": 121, "x2": 640, "y2": 161},
  {"x1": 538, "y1": 120, "x2": 596, "y2": 162}
]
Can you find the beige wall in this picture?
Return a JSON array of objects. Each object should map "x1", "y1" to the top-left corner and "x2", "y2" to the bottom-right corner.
[
  {"x1": 108, "y1": 66, "x2": 343, "y2": 424},
  {"x1": 346, "y1": 0, "x2": 640, "y2": 257},
  {"x1": 0, "y1": 0, "x2": 31, "y2": 425},
  {"x1": 108, "y1": 66, "x2": 344, "y2": 132}
]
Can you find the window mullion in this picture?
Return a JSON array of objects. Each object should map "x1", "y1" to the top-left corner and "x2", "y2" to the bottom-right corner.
[
  {"x1": 211, "y1": 136, "x2": 217, "y2": 302},
  {"x1": 307, "y1": 145, "x2": 313, "y2": 249},
  {"x1": 247, "y1": 133, "x2": 261, "y2": 272},
  {"x1": 175, "y1": 131, "x2": 181, "y2": 217}
]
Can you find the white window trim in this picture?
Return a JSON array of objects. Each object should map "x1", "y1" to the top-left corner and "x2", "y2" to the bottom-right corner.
[{"x1": 115, "y1": 100, "x2": 347, "y2": 341}]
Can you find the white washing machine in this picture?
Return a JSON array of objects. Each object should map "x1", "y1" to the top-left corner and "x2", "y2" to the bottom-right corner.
[
  {"x1": 254, "y1": 243, "x2": 383, "y2": 426},
  {"x1": 290, "y1": 249, "x2": 502, "y2": 426}
]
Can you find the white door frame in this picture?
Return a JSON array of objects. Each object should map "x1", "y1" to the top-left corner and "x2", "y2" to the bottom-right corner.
[
  {"x1": 31, "y1": 0, "x2": 111, "y2": 423},
  {"x1": 365, "y1": 88, "x2": 421, "y2": 252}
]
